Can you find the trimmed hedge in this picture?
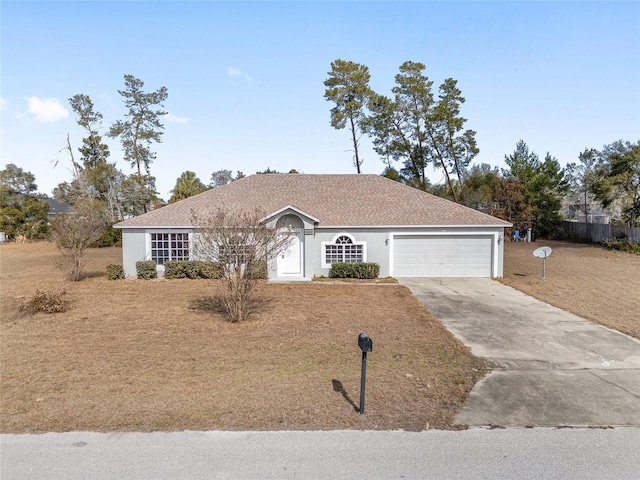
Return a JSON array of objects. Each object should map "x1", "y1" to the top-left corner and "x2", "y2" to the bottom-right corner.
[
  {"x1": 158, "y1": 259, "x2": 268, "y2": 280},
  {"x1": 106, "y1": 264, "x2": 125, "y2": 280},
  {"x1": 197, "y1": 261, "x2": 224, "y2": 279},
  {"x1": 330, "y1": 262, "x2": 380, "y2": 279},
  {"x1": 164, "y1": 260, "x2": 198, "y2": 279},
  {"x1": 247, "y1": 259, "x2": 268, "y2": 279},
  {"x1": 136, "y1": 260, "x2": 157, "y2": 279},
  {"x1": 164, "y1": 260, "x2": 223, "y2": 279}
]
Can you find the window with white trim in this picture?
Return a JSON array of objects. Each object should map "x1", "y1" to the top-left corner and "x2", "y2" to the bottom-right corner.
[
  {"x1": 150, "y1": 233, "x2": 190, "y2": 265},
  {"x1": 322, "y1": 234, "x2": 365, "y2": 267},
  {"x1": 218, "y1": 241, "x2": 254, "y2": 266}
]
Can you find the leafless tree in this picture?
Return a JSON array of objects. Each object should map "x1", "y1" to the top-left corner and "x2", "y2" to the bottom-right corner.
[
  {"x1": 49, "y1": 199, "x2": 107, "y2": 281},
  {"x1": 192, "y1": 207, "x2": 293, "y2": 322}
]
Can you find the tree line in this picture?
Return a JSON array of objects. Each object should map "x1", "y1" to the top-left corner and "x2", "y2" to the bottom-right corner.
[
  {"x1": 1, "y1": 67, "x2": 639, "y2": 245},
  {"x1": 324, "y1": 59, "x2": 478, "y2": 200},
  {"x1": 323, "y1": 58, "x2": 640, "y2": 233}
]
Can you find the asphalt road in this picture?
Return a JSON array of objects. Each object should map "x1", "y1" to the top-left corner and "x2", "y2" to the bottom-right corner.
[{"x1": 2, "y1": 428, "x2": 639, "y2": 479}]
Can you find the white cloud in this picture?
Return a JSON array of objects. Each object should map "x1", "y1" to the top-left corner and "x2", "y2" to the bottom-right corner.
[
  {"x1": 227, "y1": 67, "x2": 252, "y2": 82},
  {"x1": 163, "y1": 112, "x2": 190, "y2": 124},
  {"x1": 0, "y1": 96, "x2": 7, "y2": 110},
  {"x1": 27, "y1": 96, "x2": 69, "y2": 122}
]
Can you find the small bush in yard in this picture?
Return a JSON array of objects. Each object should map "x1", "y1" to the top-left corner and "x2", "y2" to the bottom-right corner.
[
  {"x1": 19, "y1": 289, "x2": 68, "y2": 314},
  {"x1": 164, "y1": 261, "x2": 202, "y2": 279},
  {"x1": 195, "y1": 261, "x2": 222, "y2": 279},
  {"x1": 136, "y1": 260, "x2": 157, "y2": 279},
  {"x1": 164, "y1": 261, "x2": 223, "y2": 279},
  {"x1": 106, "y1": 264, "x2": 125, "y2": 280},
  {"x1": 49, "y1": 199, "x2": 106, "y2": 281},
  {"x1": 248, "y1": 260, "x2": 268, "y2": 279},
  {"x1": 330, "y1": 262, "x2": 380, "y2": 279},
  {"x1": 164, "y1": 261, "x2": 192, "y2": 279},
  {"x1": 604, "y1": 238, "x2": 640, "y2": 254}
]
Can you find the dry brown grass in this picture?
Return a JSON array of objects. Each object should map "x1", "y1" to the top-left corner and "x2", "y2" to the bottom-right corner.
[
  {"x1": 18, "y1": 288, "x2": 69, "y2": 315},
  {"x1": 0, "y1": 242, "x2": 484, "y2": 433},
  {"x1": 501, "y1": 240, "x2": 640, "y2": 339}
]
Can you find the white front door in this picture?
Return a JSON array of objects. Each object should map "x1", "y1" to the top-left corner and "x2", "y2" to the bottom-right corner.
[{"x1": 277, "y1": 230, "x2": 302, "y2": 276}]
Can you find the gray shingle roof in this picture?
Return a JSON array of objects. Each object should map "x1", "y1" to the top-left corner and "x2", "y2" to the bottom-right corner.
[{"x1": 114, "y1": 174, "x2": 511, "y2": 228}]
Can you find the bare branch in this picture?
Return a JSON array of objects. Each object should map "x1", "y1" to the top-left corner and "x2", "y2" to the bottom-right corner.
[{"x1": 191, "y1": 207, "x2": 293, "y2": 322}]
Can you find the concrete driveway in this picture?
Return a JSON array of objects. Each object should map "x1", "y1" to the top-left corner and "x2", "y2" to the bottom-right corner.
[{"x1": 399, "y1": 278, "x2": 640, "y2": 427}]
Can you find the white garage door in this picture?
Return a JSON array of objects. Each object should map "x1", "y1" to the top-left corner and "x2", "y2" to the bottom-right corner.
[{"x1": 393, "y1": 235, "x2": 492, "y2": 278}]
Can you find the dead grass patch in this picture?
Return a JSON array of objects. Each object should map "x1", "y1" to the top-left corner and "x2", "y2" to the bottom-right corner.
[
  {"x1": 501, "y1": 240, "x2": 640, "y2": 339},
  {"x1": 0, "y1": 242, "x2": 484, "y2": 433},
  {"x1": 18, "y1": 288, "x2": 68, "y2": 315}
]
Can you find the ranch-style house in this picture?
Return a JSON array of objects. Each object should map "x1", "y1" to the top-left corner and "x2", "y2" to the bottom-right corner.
[{"x1": 114, "y1": 174, "x2": 511, "y2": 280}]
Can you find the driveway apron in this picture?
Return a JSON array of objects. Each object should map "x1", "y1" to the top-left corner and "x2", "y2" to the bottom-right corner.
[{"x1": 399, "y1": 278, "x2": 640, "y2": 427}]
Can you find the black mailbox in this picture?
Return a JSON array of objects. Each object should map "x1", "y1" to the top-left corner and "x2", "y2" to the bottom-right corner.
[{"x1": 358, "y1": 332, "x2": 373, "y2": 352}]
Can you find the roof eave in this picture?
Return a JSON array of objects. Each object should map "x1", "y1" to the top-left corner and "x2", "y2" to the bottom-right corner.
[
  {"x1": 317, "y1": 223, "x2": 512, "y2": 229},
  {"x1": 113, "y1": 224, "x2": 194, "y2": 230},
  {"x1": 260, "y1": 205, "x2": 320, "y2": 224}
]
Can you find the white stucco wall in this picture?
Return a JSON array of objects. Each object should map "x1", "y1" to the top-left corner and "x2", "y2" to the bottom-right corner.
[
  {"x1": 306, "y1": 229, "x2": 389, "y2": 278},
  {"x1": 121, "y1": 229, "x2": 148, "y2": 277},
  {"x1": 388, "y1": 227, "x2": 506, "y2": 278},
  {"x1": 119, "y1": 224, "x2": 506, "y2": 280}
]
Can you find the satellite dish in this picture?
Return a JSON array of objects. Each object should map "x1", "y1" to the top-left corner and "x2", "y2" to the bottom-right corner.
[
  {"x1": 533, "y1": 246, "x2": 552, "y2": 259},
  {"x1": 533, "y1": 246, "x2": 552, "y2": 279}
]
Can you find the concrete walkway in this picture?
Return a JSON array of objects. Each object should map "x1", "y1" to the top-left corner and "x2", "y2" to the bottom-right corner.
[{"x1": 399, "y1": 278, "x2": 640, "y2": 427}]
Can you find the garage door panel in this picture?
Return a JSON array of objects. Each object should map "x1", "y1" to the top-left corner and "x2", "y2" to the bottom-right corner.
[{"x1": 393, "y1": 235, "x2": 492, "y2": 278}]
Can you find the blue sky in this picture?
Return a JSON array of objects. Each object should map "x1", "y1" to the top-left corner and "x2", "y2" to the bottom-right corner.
[{"x1": 2, "y1": 1, "x2": 639, "y2": 199}]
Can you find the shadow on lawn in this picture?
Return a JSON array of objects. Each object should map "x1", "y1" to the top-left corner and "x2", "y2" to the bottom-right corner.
[
  {"x1": 332, "y1": 379, "x2": 359, "y2": 413},
  {"x1": 189, "y1": 295, "x2": 274, "y2": 318},
  {"x1": 82, "y1": 270, "x2": 107, "y2": 280}
]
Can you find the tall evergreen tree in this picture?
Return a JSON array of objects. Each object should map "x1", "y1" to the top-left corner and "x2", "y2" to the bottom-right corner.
[
  {"x1": 566, "y1": 148, "x2": 598, "y2": 234},
  {"x1": 504, "y1": 140, "x2": 567, "y2": 237},
  {"x1": 363, "y1": 61, "x2": 477, "y2": 198},
  {"x1": 108, "y1": 75, "x2": 168, "y2": 175},
  {"x1": 68, "y1": 94, "x2": 116, "y2": 205},
  {"x1": 592, "y1": 140, "x2": 640, "y2": 226},
  {"x1": 324, "y1": 59, "x2": 372, "y2": 173},
  {"x1": 69, "y1": 94, "x2": 111, "y2": 168}
]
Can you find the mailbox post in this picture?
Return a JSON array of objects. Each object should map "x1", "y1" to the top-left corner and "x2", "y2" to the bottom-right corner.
[{"x1": 357, "y1": 332, "x2": 373, "y2": 414}]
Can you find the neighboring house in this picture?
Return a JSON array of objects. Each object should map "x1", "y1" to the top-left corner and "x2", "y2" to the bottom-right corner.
[
  {"x1": 562, "y1": 195, "x2": 613, "y2": 225},
  {"x1": 569, "y1": 211, "x2": 610, "y2": 225},
  {"x1": 44, "y1": 198, "x2": 72, "y2": 221},
  {"x1": 114, "y1": 174, "x2": 511, "y2": 279}
]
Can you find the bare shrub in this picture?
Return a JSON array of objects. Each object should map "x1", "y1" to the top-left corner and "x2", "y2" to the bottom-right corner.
[
  {"x1": 192, "y1": 207, "x2": 293, "y2": 322},
  {"x1": 49, "y1": 199, "x2": 107, "y2": 281},
  {"x1": 19, "y1": 288, "x2": 68, "y2": 314}
]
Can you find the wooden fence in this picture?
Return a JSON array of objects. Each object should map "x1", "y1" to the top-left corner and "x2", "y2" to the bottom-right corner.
[{"x1": 563, "y1": 221, "x2": 640, "y2": 243}]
